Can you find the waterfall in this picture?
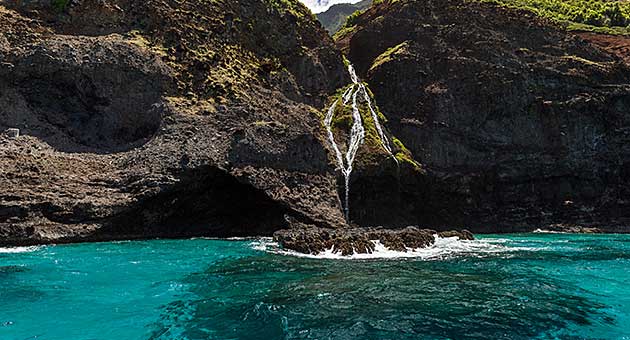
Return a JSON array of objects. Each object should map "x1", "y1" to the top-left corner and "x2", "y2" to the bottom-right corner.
[{"x1": 323, "y1": 63, "x2": 398, "y2": 221}]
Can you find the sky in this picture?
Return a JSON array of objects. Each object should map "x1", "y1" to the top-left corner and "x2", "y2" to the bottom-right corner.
[{"x1": 298, "y1": 0, "x2": 363, "y2": 13}]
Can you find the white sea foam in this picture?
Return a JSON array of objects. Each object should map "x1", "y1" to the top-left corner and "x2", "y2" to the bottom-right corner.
[
  {"x1": 250, "y1": 238, "x2": 274, "y2": 252},
  {"x1": 533, "y1": 229, "x2": 566, "y2": 234},
  {"x1": 251, "y1": 236, "x2": 536, "y2": 260},
  {"x1": 0, "y1": 246, "x2": 43, "y2": 254},
  {"x1": 193, "y1": 236, "x2": 258, "y2": 241}
]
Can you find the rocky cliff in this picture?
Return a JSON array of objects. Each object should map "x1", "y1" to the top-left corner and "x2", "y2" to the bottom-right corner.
[
  {"x1": 0, "y1": 0, "x2": 351, "y2": 245},
  {"x1": 336, "y1": 0, "x2": 630, "y2": 232},
  {"x1": 2, "y1": 0, "x2": 630, "y2": 246}
]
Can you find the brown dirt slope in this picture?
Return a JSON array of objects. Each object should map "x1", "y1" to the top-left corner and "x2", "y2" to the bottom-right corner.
[{"x1": 578, "y1": 31, "x2": 630, "y2": 64}]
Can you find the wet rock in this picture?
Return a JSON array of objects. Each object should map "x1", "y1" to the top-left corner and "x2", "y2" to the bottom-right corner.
[
  {"x1": 274, "y1": 226, "x2": 474, "y2": 256},
  {"x1": 438, "y1": 230, "x2": 474, "y2": 240},
  {"x1": 538, "y1": 224, "x2": 603, "y2": 234}
]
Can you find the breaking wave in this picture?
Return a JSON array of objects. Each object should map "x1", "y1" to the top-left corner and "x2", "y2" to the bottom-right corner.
[
  {"x1": 250, "y1": 236, "x2": 537, "y2": 260},
  {"x1": 0, "y1": 246, "x2": 43, "y2": 254},
  {"x1": 533, "y1": 229, "x2": 566, "y2": 234}
]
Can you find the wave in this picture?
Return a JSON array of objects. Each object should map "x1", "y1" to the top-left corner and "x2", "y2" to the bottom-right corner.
[
  {"x1": 251, "y1": 236, "x2": 536, "y2": 260},
  {"x1": 192, "y1": 236, "x2": 260, "y2": 241},
  {"x1": 533, "y1": 229, "x2": 566, "y2": 234},
  {"x1": 0, "y1": 246, "x2": 43, "y2": 254}
]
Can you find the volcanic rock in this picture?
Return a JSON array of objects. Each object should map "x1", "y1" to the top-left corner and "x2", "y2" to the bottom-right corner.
[
  {"x1": 0, "y1": 0, "x2": 349, "y2": 245},
  {"x1": 336, "y1": 0, "x2": 630, "y2": 232},
  {"x1": 273, "y1": 226, "x2": 474, "y2": 255}
]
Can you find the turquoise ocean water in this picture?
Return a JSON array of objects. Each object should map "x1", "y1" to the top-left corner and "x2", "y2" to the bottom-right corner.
[{"x1": 0, "y1": 233, "x2": 629, "y2": 339}]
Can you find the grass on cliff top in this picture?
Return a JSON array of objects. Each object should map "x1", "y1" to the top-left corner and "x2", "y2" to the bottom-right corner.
[
  {"x1": 266, "y1": 0, "x2": 317, "y2": 21},
  {"x1": 479, "y1": 0, "x2": 630, "y2": 35}
]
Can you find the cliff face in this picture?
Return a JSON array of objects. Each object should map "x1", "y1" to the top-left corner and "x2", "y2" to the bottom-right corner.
[
  {"x1": 0, "y1": 0, "x2": 350, "y2": 245},
  {"x1": 2, "y1": 0, "x2": 630, "y2": 244},
  {"x1": 336, "y1": 0, "x2": 630, "y2": 231}
]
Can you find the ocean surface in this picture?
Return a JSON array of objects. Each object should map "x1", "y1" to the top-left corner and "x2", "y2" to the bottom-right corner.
[{"x1": 1, "y1": 233, "x2": 629, "y2": 340}]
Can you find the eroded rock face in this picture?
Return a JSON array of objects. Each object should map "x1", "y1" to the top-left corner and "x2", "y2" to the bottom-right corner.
[
  {"x1": 1, "y1": 35, "x2": 171, "y2": 152},
  {"x1": 0, "y1": 0, "x2": 350, "y2": 245},
  {"x1": 273, "y1": 226, "x2": 474, "y2": 256},
  {"x1": 336, "y1": 0, "x2": 630, "y2": 232}
]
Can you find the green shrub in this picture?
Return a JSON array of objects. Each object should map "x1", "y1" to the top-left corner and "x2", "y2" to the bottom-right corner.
[
  {"x1": 343, "y1": 9, "x2": 365, "y2": 28},
  {"x1": 51, "y1": 0, "x2": 70, "y2": 12},
  {"x1": 481, "y1": 0, "x2": 630, "y2": 34}
]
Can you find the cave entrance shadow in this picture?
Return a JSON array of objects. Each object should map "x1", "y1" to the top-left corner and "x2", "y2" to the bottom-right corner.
[{"x1": 97, "y1": 166, "x2": 291, "y2": 239}]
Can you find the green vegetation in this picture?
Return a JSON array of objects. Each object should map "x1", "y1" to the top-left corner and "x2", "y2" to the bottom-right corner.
[
  {"x1": 325, "y1": 84, "x2": 387, "y2": 150},
  {"x1": 372, "y1": 0, "x2": 401, "y2": 6},
  {"x1": 316, "y1": 0, "x2": 373, "y2": 33},
  {"x1": 51, "y1": 0, "x2": 69, "y2": 12},
  {"x1": 322, "y1": 84, "x2": 422, "y2": 171},
  {"x1": 266, "y1": 0, "x2": 317, "y2": 21},
  {"x1": 369, "y1": 41, "x2": 410, "y2": 72},
  {"x1": 392, "y1": 137, "x2": 422, "y2": 172},
  {"x1": 342, "y1": 55, "x2": 351, "y2": 68},
  {"x1": 480, "y1": 0, "x2": 630, "y2": 34},
  {"x1": 343, "y1": 9, "x2": 366, "y2": 28},
  {"x1": 333, "y1": 25, "x2": 358, "y2": 40}
]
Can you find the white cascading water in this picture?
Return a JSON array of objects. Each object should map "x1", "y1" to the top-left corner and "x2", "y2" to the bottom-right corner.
[{"x1": 324, "y1": 63, "x2": 398, "y2": 221}]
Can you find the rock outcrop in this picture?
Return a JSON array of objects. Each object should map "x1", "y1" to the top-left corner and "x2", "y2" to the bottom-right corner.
[
  {"x1": 0, "y1": 0, "x2": 350, "y2": 245},
  {"x1": 273, "y1": 226, "x2": 473, "y2": 255},
  {"x1": 335, "y1": 0, "x2": 630, "y2": 232}
]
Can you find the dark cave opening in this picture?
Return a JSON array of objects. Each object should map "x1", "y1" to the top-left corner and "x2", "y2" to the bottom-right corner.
[{"x1": 102, "y1": 166, "x2": 291, "y2": 239}]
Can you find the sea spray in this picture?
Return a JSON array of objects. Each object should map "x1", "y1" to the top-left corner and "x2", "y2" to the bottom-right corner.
[
  {"x1": 252, "y1": 235, "x2": 534, "y2": 260},
  {"x1": 323, "y1": 63, "x2": 398, "y2": 221},
  {"x1": 0, "y1": 246, "x2": 43, "y2": 253}
]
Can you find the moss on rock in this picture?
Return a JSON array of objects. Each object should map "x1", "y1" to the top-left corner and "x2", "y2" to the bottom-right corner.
[{"x1": 321, "y1": 81, "x2": 423, "y2": 171}]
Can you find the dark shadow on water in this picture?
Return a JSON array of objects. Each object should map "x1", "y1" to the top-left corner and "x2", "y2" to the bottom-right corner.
[
  {"x1": 0, "y1": 265, "x2": 28, "y2": 275},
  {"x1": 147, "y1": 253, "x2": 615, "y2": 340}
]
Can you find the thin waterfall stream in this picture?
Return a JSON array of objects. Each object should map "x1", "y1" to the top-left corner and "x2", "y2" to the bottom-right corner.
[{"x1": 324, "y1": 63, "x2": 398, "y2": 221}]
